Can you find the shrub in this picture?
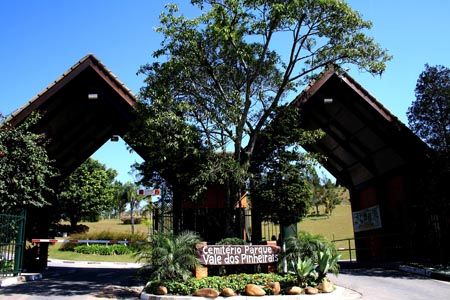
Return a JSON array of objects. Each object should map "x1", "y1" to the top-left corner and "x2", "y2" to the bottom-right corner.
[
  {"x1": 290, "y1": 257, "x2": 317, "y2": 287},
  {"x1": 59, "y1": 231, "x2": 146, "y2": 252},
  {"x1": 283, "y1": 231, "x2": 337, "y2": 264},
  {"x1": 120, "y1": 216, "x2": 144, "y2": 224},
  {"x1": 69, "y1": 230, "x2": 146, "y2": 241},
  {"x1": 73, "y1": 244, "x2": 132, "y2": 255},
  {"x1": 52, "y1": 224, "x2": 89, "y2": 235},
  {"x1": 145, "y1": 273, "x2": 297, "y2": 295},
  {"x1": 216, "y1": 237, "x2": 247, "y2": 245},
  {"x1": 281, "y1": 231, "x2": 340, "y2": 285},
  {"x1": 0, "y1": 258, "x2": 14, "y2": 273},
  {"x1": 316, "y1": 249, "x2": 340, "y2": 282},
  {"x1": 59, "y1": 242, "x2": 78, "y2": 252},
  {"x1": 139, "y1": 231, "x2": 201, "y2": 283}
]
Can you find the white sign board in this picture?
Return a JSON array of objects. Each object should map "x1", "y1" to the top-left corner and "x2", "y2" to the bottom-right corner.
[{"x1": 352, "y1": 205, "x2": 382, "y2": 233}]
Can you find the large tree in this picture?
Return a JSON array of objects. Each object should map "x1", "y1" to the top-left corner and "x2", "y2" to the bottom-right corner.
[
  {"x1": 134, "y1": 0, "x2": 391, "y2": 235},
  {"x1": 0, "y1": 113, "x2": 57, "y2": 213},
  {"x1": 250, "y1": 147, "x2": 313, "y2": 228},
  {"x1": 407, "y1": 64, "x2": 450, "y2": 155},
  {"x1": 57, "y1": 158, "x2": 117, "y2": 228},
  {"x1": 310, "y1": 171, "x2": 344, "y2": 216},
  {"x1": 407, "y1": 64, "x2": 450, "y2": 262}
]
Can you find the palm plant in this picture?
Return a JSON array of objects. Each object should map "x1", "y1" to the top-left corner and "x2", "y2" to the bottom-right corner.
[
  {"x1": 283, "y1": 232, "x2": 337, "y2": 263},
  {"x1": 145, "y1": 231, "x2": 201, "y2": 282}
]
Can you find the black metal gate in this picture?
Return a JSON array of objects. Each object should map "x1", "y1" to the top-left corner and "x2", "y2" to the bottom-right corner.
[{"x1": 0, "y1": 210, "x2": 26, "y2": 277}]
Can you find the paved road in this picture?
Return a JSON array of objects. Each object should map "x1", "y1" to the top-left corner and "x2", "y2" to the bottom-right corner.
[
  {"x1": 330, "y1": 268, "x2": 450, "y2": 300},
  {"x1": 2, "y1": 265, "x2": 450, "y2": 300},
  {"x1": 0, "y1": 265, "x2": 145, "y2": 299}
]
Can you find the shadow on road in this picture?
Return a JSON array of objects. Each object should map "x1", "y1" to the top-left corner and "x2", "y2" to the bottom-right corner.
[
  {"x1": 1, "y1": 266, "x2": 145, "y2": 298},
  {"x1": 339, "y1": 267, "x2": 427, "y2": 280}
]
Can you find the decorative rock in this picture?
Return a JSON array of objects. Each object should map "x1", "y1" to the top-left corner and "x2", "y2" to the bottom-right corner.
[
  {"x1": 245, "y1": 284, "x2": 266, "y2": 296},
  {"x1": 318, "y1": 280, "x2": 334, "y2": 293},
  {"x1": 155, "y1": 286, "x2": 168, "y2": 295},
  {"x1": 305, "y1": 287, "x2": 319, "y2": 295},
  {"x1": 193, "y1": 288, "x2": 220, "y2": 298},
  {"x1": 286, "y1": 286, "x2": 303, "y2": 295},
  {"x1": 221, "y1": 288, "x2": 237, "y2": 297},
  {"x1": 266, "y1": 282, "x2": 281, "y2": 295}
]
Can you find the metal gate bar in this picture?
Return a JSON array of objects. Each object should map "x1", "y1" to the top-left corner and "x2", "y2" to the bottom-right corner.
[{"x1": 0, "y1": 210, "x2": 26, "y2": 277}]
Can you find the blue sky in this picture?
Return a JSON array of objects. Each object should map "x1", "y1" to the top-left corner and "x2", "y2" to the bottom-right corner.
[{"x1": 1, "y1": 0, "x2": 449, "y2": 183}]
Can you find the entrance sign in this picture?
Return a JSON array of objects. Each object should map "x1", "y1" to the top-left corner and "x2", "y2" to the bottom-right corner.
[
  {"x1": 352, "y1": 205, "x2": 382, "y2": 232},
  {"x1": 197, "y1": 245, "x2": 279, "y2": 265}
]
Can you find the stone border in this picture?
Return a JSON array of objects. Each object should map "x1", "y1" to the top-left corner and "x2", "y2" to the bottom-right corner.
[
  {"x1": 141, "y1": 287, "x2": 351, "y2": 300},
  {"x1": 0, "y1": 273, "x2": 42, "y2": 287}
]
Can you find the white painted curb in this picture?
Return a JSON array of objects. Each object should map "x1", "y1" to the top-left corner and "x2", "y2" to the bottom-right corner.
[{"x1": 0, "y1": 273, "x2": 42, "y2": 287}]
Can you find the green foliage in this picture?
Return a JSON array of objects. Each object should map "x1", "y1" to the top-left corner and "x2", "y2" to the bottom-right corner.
[
  {"x1": 146, "y1": 273, "x2": 297, "y2": 295},
  {"x1": 0, "y1": 113, "x2": 57, "y2": 212},
  {"x1": 217, "y1": 237, "x2": 247, "y2": 245},
  {"x1": 283, "y1": 231, "x2": 337, "y2": 264},
  {"x1": 290, "y1": 257, "x2": 317, "y2": 287},
  {"x1": 53, "y1": 224, "x2": 89, "y2": 236},
  {"x1": 310, "y1": 172, "x2": 344, "y2": 216},
  {"x1": 133, "y1": 0, "x2": 391, "y2": 222},
  {"x1": 316, "y1": 249, "x2": 340, "y2": 282},
  {"x1": 0, "y1": 258, "x2": 14, "y2": 273},
  {"x1": 407, "y1": 64, "x2": 450, "y2": 262},
  {"x1": 250, "y1": 147, "x2": 314, "y2": 226},
  {"x1": 140, "y1": 231, "x2": 201, "y2": 282},
  {"x1": 70, "y1": 230, "x2": 147, "y2": 241},
  {"x1": 115, "y1": 181, "x2": 144, "y2": 234},
  {"x1": 120, "y1": 216, "x2": 144, "y2": 224},
  {"x1": 407, "y1": 64, "x2": 450, "y2": 154},
  {"x1": 59, "y1": 230, "x2": 146, "y2": 251},
  {"x1": 57, "y1": 158, "x2": 117, "y2": 228},
  {"x1": 281, "y1": 231, "x2": 340, "y2": 284},
  {"x1": 73, "y1": 244, "x2": 132, "y2": 255}
]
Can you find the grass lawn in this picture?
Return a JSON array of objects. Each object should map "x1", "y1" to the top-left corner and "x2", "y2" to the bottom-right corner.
[
  {"x1": 48, "y1": 218, "x2": 149, "y2": 263},
  {"x1": 48, "y1": 243, "x2": 139, "y2": 263},
  {"x1": 300, "y1": 204, "x2": 354, "y2": 241},
  {"x1": 262, "y1": 203, "x2": 356, "y2": 260},
  {"x1": 50, "y1": 204, "x2": 356, "y2": 262},
  {"x1": 301, "y1": 204, "x2": 356, "y2": 261},
  {"x1": 61, "y1": 218, "x2": 151, "y2": 236}
]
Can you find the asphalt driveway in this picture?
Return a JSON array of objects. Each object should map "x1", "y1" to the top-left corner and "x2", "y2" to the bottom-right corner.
[
  {"x1": 0, "y1": 264, "x2": 145, "y2": 299},
  {"x1": 330, "y1": 268, "x2": 450, "y2": 300},
  {"x1": 2, "y1": 264, "x2": 450, "y2": 300}
]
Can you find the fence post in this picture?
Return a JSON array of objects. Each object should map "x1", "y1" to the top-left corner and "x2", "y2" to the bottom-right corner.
[
  {"x1": 348, "y1": 238, "x2": 352, "y2": 262},
  {"x1": 13, "y1": 210, "x2": 26, "y2": 275}
]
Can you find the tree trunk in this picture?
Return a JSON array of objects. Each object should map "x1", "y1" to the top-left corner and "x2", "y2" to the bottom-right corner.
[
  {"x1": 130, "y1": 198, "x2": 135, "y2": 235},
  {"x1": 70, "y1": 216, "x2": 79, "y2": 231},
  {"x1": 251, "y1": 207, "x2": 262, "y2": 243}
]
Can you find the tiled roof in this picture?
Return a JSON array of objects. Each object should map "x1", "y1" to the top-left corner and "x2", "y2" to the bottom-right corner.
[{"x1": 5, "y1": 54, "x2": 137, "y2": 125}]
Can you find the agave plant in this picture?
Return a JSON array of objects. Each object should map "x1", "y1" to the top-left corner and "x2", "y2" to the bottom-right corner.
[
  {"x1": 290, "y1": 257, "x2": 317, "y2": 287},
  {"x1": 281, "y1": 232, "x2": 341, "y2": 285},
  {"x1": 316, "y1": 249, "x2": 341, "y2": 282},
  {"x1": 145, "y1": 231, "x2": 201, "y2": 282}
]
